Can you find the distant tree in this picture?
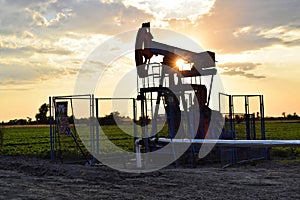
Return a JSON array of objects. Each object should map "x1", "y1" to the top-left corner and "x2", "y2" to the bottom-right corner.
[
  {"x1": 6, "y1": 118, "x2": 31, "y2": 125},
  {"x1": 35, "y1": 103, "x2": 49, "y2": 124},
  {"x1": 27, "y1": 117, "x2": 32, "y2": 124},
  {"x1": 286, "y1": 113, "x2": 300, "y2": 120},
  {"x1": 282, "y1": 112, "x2": 286, "y2": 118},
  {"x1": 16, "y1": 119, "x2": 27, "y2": 125},
  {"x1": 99, "y1": 111, "x2": 121, "y2": 125},
  {"x1": 138, "y1": 116, "x2": 151, "y2": 126},
  {"x1": 235, "y1": 115, "x2": 242, "y2": 124},
  {"x1": 7, "y1": 119, "x2": 16, "y2": 125}
]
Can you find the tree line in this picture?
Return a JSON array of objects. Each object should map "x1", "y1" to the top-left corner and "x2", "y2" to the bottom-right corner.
[
  {"x1": 1, "y1": 104, "x2": 143, "y2": 126},
  {"x1": 2, "y1": 103, "x2": 299, "y2": 126},
  {"x1": 2, "y1": 103, "x2": 50, "y2": 125}
]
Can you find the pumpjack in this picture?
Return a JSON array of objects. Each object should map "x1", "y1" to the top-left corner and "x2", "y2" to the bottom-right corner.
[
  {"x1": 135, "y1": 22, "x2": 221, "y2": 150},
  {"x1": 133, "y1": 22, "x2": 291, "y2": 167}
]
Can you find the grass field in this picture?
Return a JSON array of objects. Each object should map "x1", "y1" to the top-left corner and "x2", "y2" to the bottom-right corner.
[
  {"x1": 0, "y1": 126, "x2": 50, "y2": 158},
  {"x1": 0, "y1": 120, "x2": 299, "y2": 159},
  {"x1": 265, "y1": 121, "x2": 300, "y2": 158}
]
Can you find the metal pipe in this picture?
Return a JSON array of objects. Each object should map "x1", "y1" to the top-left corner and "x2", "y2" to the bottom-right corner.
[
  {"x1": 49, "y1": 96, "x2": 53, "y2": 161},
  {"x1": 52, "y1": 94, "x2": 92, "y2": 99},
  {"x1": 135, "y1": 137, "x2": 300, "y2": 168},
  {"x1": 207, "y1": 75, "x2": 214, "y2": 107},
  {"x1": 95, "y1": 98, "x2": 99, "y2": 155},
  {"x1": 156, "y1": 138, "x2": 300, "y2": 147},
  {"x1": 135, "y1": 138, "x2": 143, "y2": 168}
]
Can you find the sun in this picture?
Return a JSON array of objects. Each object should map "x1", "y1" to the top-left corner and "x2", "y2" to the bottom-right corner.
[
  {"x1": 176, "y1": 59, "x2": 185, "y2": 69},
  {"x1": 176, "y1": 59, "x2": 191, "y2": 70}
]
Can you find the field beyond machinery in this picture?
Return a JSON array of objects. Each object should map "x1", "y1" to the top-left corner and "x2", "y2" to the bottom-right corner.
[{"x1": 0, "y1": 120, "x2": 299, "y2": 159}]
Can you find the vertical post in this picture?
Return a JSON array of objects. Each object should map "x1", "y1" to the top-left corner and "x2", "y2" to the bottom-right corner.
[
  {"x1": 229, "y1": 95, "x2": 235, "y2": 164},
  {"x1": 90, "y1": 94, "x2": 95, "y2": 164},
  {"x1": 55, "y1": 98, "x2": 61, "y2": 161},
  {"x1": 260, "y1": 95, "x2": 267, "y2": 159},
  {"x1": 189, "y1": 93, "x2": 194, "y2": 138},
  {"x1": 229, "y1": 95, "x2": 235, "y2": 138},
  {"x1": 252, "y1": 114, "x2": 256, "y2": 140},
  {"x1": 231, "y1": 95, "x2": 235, "y2": 135},
  {"x1": 180, "y1": 90, "x2": 188, "y2": 138},
  {"x1": 95, "y1": 98, "x2": 99, "y2": 155},
  {"x1": 260, "y1": 95, "x2": 266, "y2": 140},
  {"x1": 169, "y1": 101, "x2": 175, "y2": 139},
  {"x1": 140, "y1": 92, "x2": 149, "y2": 152},
  {"x1": 144, "y1": 94, "x2": 148, "y2": 137},
  {"x1": 218, "y1": 93, "x2": 221, "y2": 114},
  {"x1": 49, "y1": 96, "x2": 54, "y2": 161},
  {"x1": 133, "y1": 98, "x2": 137, "y2": 142},
  {"x1": 91, "y1": 94, "x2": 95, "y2": 161},
  {"x1": 245, "y1": 96, "x2": 250, "y2": 140},
  {"x1": 133, "y1": 98, "x2": 138, "y2": 162},
  {"x1": 151, "y1": 92, "x2": 161, "y2": 137},
  {"x1": 207, "y1": 75, "x2": 214, "y2": 107}
]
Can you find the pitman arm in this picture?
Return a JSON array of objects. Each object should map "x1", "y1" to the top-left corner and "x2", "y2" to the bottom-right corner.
[{"x1": 135, "y1": 22, "x2": 216, "y2": 77}]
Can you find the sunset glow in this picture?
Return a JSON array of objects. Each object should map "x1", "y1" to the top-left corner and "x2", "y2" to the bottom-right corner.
[{"x1": 0, "y1": 0, "x2": 299, "y2": 122}]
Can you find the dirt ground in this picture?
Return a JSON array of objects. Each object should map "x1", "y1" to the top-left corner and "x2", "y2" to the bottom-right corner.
[{"x1": 0, "y1": 156, "x2": 299, "y2": 200}]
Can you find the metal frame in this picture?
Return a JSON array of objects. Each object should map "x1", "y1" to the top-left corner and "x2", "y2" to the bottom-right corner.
[
  {"x1": 218, "y1": 93, "x2": 267, "y2": 165},
  {"x1": 94, "y1": 97, "x2": 138, "y2": 156},
  {"x1": 49, "y1": 94, "x2": 300, "y2": 169},
  {"x1": 49, "y1": 94, "x2": 94, "y2": 163}
]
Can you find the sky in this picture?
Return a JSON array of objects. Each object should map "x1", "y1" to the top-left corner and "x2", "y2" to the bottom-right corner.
[{"x1": 0, "y1": 0, "x2": 299, "y2": 122}]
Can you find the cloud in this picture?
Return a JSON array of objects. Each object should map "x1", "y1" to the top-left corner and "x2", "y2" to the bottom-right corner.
[
  {"x1": 164, "y1": 0, "x2": 300, "y2": 54},
  {"x1": 0, "y1": 0, "x2": 136, "y2": 89},
  {"x1": 0, "y1": 62, "x2": 79, "y2": 88},
  {"x1": 36, "y1": 66, "x2": 79, "y2": 80},
  {"x1": 257, "y1": 25, "x2": 300, "y2": 44},
  {"x1": 48, "y1": 0, "x2": 153, "y2": 34},
  {"x1": 0, "y1": 30, "x2": 75, "y2": 61},
  {"x1": 0, "y1": 0, "x2": 152, "y2": 37},
  {"x1": 0, "y1": 46, "x2": 74, "y2": 57},
  {"x1": 122, "y1": 0, "x2": 215, "y2": 22},
  {"x1": 1, "y1": 0, "x2": 298, "y2": 53},
  {"x1": 0, "y1": 87, "x2": 31, "y2": 91},
  {"x1": 27, "y1": 7, "x2": 70, "y2": 27},
  {"x1": 218, "y1": 62, "x2": 266, "y2": 79}
]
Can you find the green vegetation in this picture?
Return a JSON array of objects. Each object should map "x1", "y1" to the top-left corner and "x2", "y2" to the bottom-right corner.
[
  {"x1": 266, "y1": 121, "x2": 300, "y2": 158},
  {"x1": 0, "y1": 126, "x2": 50, "y2": 157},
  {"x1": 231, "y1": 120, "x2": 300, "y2": 158},
  {"x1": 265, "y1": 121, "x2": 300, "y2": 140},
  {"x1": 0, "y1": 121, "x2": 299, "y2": 160},
  {"x1": 234, "y1": 120, "x2": 300, "y2": 140},
  {"x1": 0, "y1": 127, "x2": 4, "y2": 149}
]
